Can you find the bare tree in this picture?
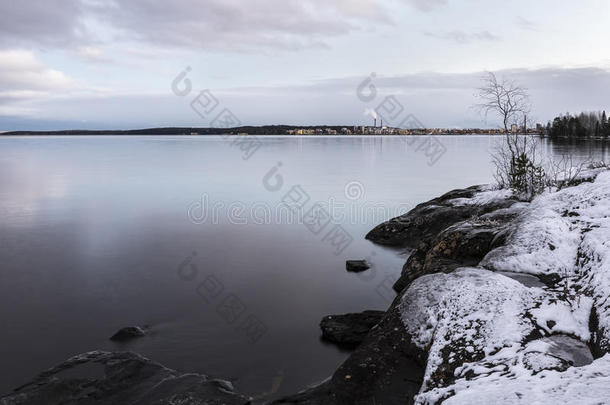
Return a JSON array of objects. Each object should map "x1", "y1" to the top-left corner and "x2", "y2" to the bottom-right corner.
[{"x1": 475, "y1": 72, "x2": 531, "y2": 132}]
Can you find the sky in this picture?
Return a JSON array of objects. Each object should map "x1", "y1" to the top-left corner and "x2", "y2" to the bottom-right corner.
[{"x1": 1, "y1": 0, "x2": 610, "y2": 130}]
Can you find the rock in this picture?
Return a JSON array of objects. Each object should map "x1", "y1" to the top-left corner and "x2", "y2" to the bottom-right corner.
[
  {"x1": 365, "y1": 185, "x2": 519, "y2": 248},
  {"x1": 320, "y1": 310, "x2": 384, "y2": 347},
  {"x1": 345, "y1": 260, "x2": 370, "y2": 273},
  {"x1": 0, "y1": 351, "x2": 249, "y2": 405},
  {"x1": 110, "y1": 326, "x2": 146, "y2": 341},
  {"x1": 274, "y1": 302, "x2": 426, "y2": 405},
  {"x1": 393, "y1": 216, "x2": 516, "y2": 292}
]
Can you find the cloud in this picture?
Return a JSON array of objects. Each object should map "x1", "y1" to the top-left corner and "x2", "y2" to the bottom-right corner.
[
  {"x1": 402, "y1": 0, "x2": 448, "y2": 12},
  {"x1": 0, "y1": 0, "x2": 87, "y2": 48},
  {"x1": 89, "y1": 0, "x2": 390, "y2": 52},
  {"x1": 4, "y1": 66, "x2": 610, "y2": 130},
  {"x1": 424, "y1": 30, "x2": 501, "y2": 44},
  {"x1": 0, "y1": 50, "x2": 73, "y2": 92},
  {"x1": 0, "y1": 0, "x2": 390, "y2": 53},
  {"x1": 75, "y1": 46, "x2": 114, "y2": 63},
  {"x1": 515, "y1": 16, "x2": 538, "y2": 31},
  {"x1": 0, "y1": 50, "x2": 74, "y2": 117}
]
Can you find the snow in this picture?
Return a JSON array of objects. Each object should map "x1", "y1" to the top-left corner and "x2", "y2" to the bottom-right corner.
[
  {"x1": 530, "y1": 297, "x2": 593, "y2": 341},
  {"x1": 481, "y1": 170, "x2": 610, "y2": 348},
  {"x1": 480, "y1": 189, "x2": 581, "y2": 276},
  {"x1": 400, "y1": 268, "x2": 542, "y2": 393},
  {"x1": 481, "y1": 171, "x2": 610, "y2": 278},
  {"x1": 397, "y1": 169, "x2": 610, "y2": 404},
  {"x1": 448, "y1": 188, "x2": 514, "y2": 207},
  {"x1": 440, "y1": 354, "x2": 610, "y2": 405}
]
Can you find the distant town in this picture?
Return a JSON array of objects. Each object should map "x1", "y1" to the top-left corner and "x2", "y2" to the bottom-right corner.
[{"x1": 284, "y1": 123, "x2": 541, "y2": 136}]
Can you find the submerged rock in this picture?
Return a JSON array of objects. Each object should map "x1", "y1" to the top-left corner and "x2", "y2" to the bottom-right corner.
[
  {"x1": 345, "y1": 260, "x2": 370, "y2": 273},
  {"x1": 110, "y1": 326, "x2": 146, "y2": 341},
  {"x1": 0, "y1": 351, "x2": 249, "y2": 405},
  {"x1": 320, "y1": 310, "x2": 384, "y2": 347}
]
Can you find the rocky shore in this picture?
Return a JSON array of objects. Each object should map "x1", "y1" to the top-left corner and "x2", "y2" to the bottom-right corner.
[
  {"x1": 274, "y1": 166, "x2": 610, "y2": 404},
  {"x1": 4, "y1": 167, "x2": 610, "y2": 405}
]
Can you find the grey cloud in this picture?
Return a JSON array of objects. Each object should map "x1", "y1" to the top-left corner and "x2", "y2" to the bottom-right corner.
[
  {"x1": 90, "y1": 0, "x2": 390, "y2": 52},
  {"x1": 0, "y1": 0, "x2": 390, "y2": 52},
  {"x1": 0, "y1": 0, "x2": 87, "y2": 48},
  {"x1": 424, "y1": 30, "x2": 501, "y2": 44}
]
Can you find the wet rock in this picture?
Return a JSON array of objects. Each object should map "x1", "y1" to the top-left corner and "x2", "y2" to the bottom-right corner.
[
  {"x1": 345, "y1": 260, "x2": 370, "y2": 273},
  {"x1": 0, "y1": 351, "x2": 249, "y2": 405},
  {"x1": 320, "y1": 310, "x2": 384, "y2": 347},
  {"x1": 110, "y1": 326, "x2": 146, "y2": 341},
  {"x1": 274, "y1": 302, "x2": 426, "y2": 405},
  {"x1": 365, "y1": 185, "x2": 519, "y2": 248}
]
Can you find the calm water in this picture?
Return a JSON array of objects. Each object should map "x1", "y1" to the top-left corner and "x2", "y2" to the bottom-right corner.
[{"x1": 0, "y1": 135, "x2": 607, "y2": 400}]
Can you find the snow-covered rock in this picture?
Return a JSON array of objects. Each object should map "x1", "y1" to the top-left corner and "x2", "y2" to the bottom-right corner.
[
  {"x1": 440, "y1": 354, "x2": 610, "y2": 405},
  {"x1": 400, "y1": 268, "x2": 543, "y2": 395},
  {"x1": 482, "y1": 170, "x2": 610, "y2": 351},
  {"x1": 402, "y1": 170, "x2": 610, "y2": 404}
]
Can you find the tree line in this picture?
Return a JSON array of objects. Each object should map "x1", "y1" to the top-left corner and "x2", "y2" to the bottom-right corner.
[{"x1": 545, "y1": 111, "x2": 610, "y2": 139}]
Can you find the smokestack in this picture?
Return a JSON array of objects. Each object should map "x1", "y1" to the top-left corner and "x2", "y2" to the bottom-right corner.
[
  {"x1": 374, "y1": 118, "x2": 376, "y2": 127},
  {"x1": 380, "y1": 118, "x2": 383, "y2": 127}
]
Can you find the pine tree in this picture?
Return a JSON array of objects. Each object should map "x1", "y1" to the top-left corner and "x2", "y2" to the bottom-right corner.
[{"x1": 595, "y1": 121, "x2": 600, "y2": 138}]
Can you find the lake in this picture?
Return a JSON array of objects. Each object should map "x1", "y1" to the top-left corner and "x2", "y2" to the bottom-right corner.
[{"x1": 0, "y1": 135, "x2": 608, "y2": 401}]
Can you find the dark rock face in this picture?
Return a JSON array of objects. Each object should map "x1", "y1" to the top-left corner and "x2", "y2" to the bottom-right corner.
[
  {"x1": 320, "y1": 310, "x2": 385, "y2": 347},
  {"x1": 110, "y1": 326, "x2": 146, "y2": 341},
  {"x1": 274, "y1": 303, "x2": 426, "y2": 405},
  {"x1": 393, "y1": 218, "x2": 514, "y2": 293},
  {"x1": 0, "y1": 351, "x2": 249, "y2": 405},
  {"x1": 345, "y1": 260, "x2": 370, "y2": 273},
  {"x1": 365, "y1": 185, "x2": 519, "y2": 248}
]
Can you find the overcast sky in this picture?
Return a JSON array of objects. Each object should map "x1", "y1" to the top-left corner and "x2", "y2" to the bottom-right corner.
[{"x1": 1, "y1": 0, "x2": 610, "y2": 130}]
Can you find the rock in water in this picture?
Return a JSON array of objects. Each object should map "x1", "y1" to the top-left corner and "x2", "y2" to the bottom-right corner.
[
  {"x1": 0, "y1": 351, "x2": 250, "y2": 405},
  {"x1": 345, "y1": 260, "x2": 370, "y2": 272},
  {"x1": 320, "y1": 310, "x2": 385, "y2": 347},
  {"x1": 110, "y1": 326, "x2": 146, "y2": 341}
]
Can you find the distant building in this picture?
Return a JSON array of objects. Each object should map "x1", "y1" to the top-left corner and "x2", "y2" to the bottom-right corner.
[{"x1": 511, "y1": 124, "x2": 518, "y2": 133}]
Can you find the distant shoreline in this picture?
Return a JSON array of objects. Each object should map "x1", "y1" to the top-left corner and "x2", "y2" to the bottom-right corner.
[{"x1": 1, "y1": 126, "x2": 540, "y2": 137}]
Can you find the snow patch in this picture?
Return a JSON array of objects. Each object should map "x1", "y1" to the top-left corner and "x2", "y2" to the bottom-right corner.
[{"x1": 448, "y1": 189, "x2": 514, "y2": 207}]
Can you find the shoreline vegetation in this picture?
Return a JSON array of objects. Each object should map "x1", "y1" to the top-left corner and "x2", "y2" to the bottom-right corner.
[{"x1": 4, "y1": 163, "x2": 610, "y2": 404}]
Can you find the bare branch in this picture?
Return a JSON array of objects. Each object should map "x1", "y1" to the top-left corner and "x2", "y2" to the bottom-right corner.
[{"x1": 474, "y1": 72, "x2": 531, "y2": 132}]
